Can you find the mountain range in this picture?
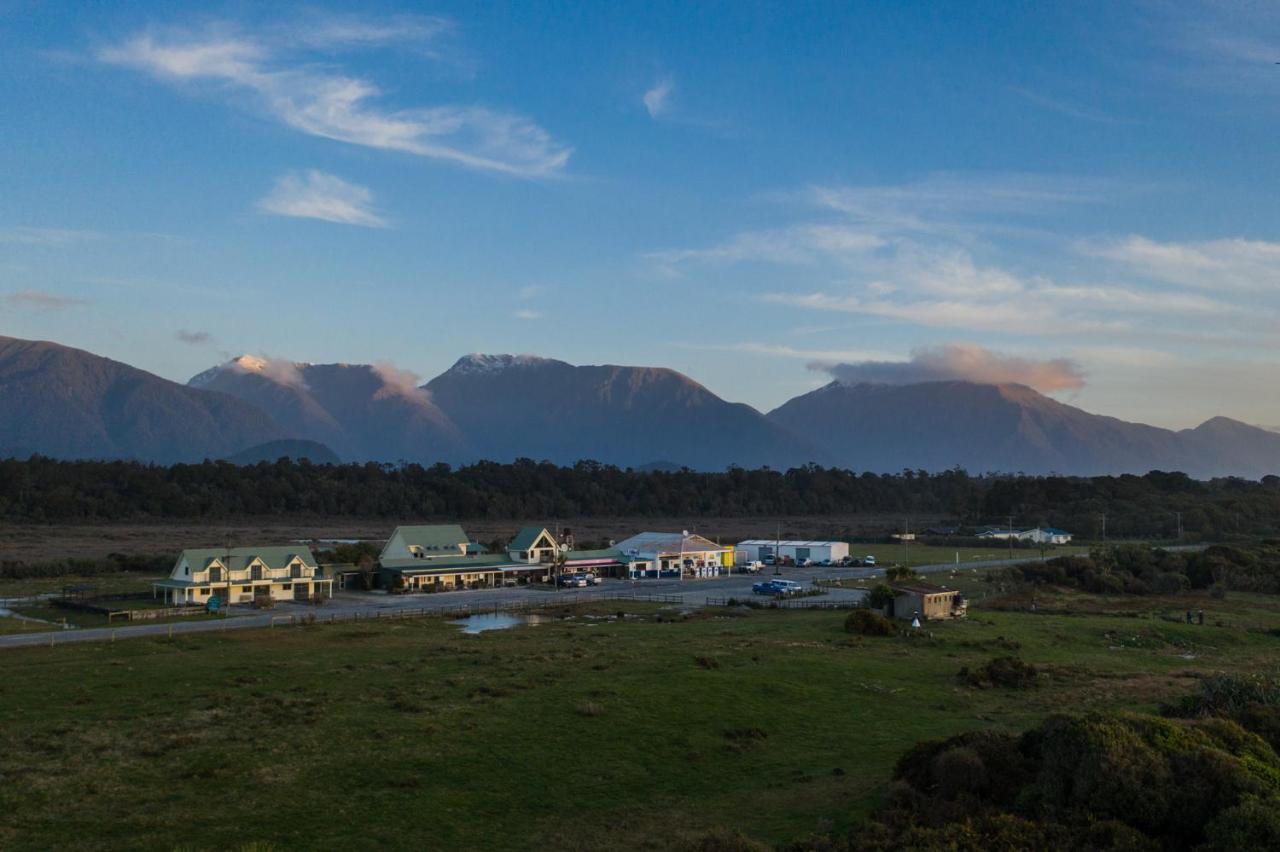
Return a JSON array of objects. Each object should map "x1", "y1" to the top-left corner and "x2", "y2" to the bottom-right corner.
[{"x1": 2, "y1": 334, "x2": 1278, "y2": 478}]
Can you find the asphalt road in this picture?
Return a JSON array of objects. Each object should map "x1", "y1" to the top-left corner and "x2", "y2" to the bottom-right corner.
[{"x1": 0, "y1": 550, "x2": 1091, "y2": 650}]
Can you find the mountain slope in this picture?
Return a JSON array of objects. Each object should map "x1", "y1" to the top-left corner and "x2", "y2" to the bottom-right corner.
[
  {"x1": 0, "y1": 336, "x2": 284, "y2": 463},
  {"x1": 424, "y1": 354, "x2": 825, "y2": 470},
  {"x1": 190, "y1": 357, "x2": 463, "y2": 465},
  {"x1": 768, "y1": 380, "x2": 1279, "y2": 477},
  {"x1": 1178, "y1": 417, "x2": 1280, "y2": 478},
  {"x1": 224, "y1": 439, "x2": 341, "y2": 465}
]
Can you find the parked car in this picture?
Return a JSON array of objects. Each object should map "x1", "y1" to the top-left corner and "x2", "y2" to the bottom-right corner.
[
  {"x1": 752, "y1": 581, "x2": 780, "y2": 596},
  {"x1": 797, "y1": 558, "x2": 814, "y2": 567},
  {"x1": 772, "y1": 579, "x2": 803, "y2": 594},
  {"x1": 741, "y1": 560, "x2": 764, "y2": 573},
  {"x1": 588, "y1": 574, "x2": 604, "y2": 585},
  {"x1": 557, "y1": 573, "x2": 589, "y2": 588},
  {"x1": 863, "y1": 555, "x2": 877, "y2": 566}
]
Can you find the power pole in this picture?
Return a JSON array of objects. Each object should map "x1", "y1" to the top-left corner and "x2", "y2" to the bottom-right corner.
[
  {"x1": 1175, "y1": 511, "x2": 1183, "y2": 542},
  {"x1": 1007, "y1": 515, "x2": 1014, "y2": 559},
  {"x1": 1100, "y1": 513, "x2": 1107, "y2": 545}
]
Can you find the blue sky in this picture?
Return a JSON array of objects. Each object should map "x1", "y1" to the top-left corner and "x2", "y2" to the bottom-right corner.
[{"x1": 2, "y1": 1, "x2": 1279, "y2": 428}]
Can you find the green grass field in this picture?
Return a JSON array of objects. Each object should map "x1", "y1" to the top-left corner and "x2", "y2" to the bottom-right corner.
[{"x1": 1, "y1": 587, "x2": 1277, "y2": 850}]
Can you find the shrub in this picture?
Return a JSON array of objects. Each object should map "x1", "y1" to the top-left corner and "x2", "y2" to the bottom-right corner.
[
  {"x1": 867, "y1": 583, "x2": 895, "y2": 609},
  {"x1": 845, "y1": 609, "x2": 895, "y2": 636},
  {"x1": 252, "y1": 595, "x2": 275, "y2": 610},
  {"x1": 958, "y1": 656, "x2": 1038, "y2": 689}
]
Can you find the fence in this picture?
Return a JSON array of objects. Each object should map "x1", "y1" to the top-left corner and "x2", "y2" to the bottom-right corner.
[
  {"x1": 262, "y1": 591, "x2": 688, "y2": 629},
  {"x1": 705, "y1": 595, "x2": 863, "y2": 610}
]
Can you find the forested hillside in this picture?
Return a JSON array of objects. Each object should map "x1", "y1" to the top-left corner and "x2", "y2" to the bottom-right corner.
[{"x1": 2, "y1": 457, "x2": 1279, "y2": 540}]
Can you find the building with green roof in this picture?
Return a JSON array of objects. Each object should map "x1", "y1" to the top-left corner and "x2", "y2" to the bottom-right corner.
[{"x1": 153, "y1": 545, "x2": 332, "y2": 606}]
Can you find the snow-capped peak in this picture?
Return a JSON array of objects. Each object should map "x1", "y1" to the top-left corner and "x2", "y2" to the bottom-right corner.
[
  {"x1": 448, "y1": 353, "x2": 554, "y2": 374},
  {"x1": 189, "y1": 354, "x2": 308, "y2": 389}
]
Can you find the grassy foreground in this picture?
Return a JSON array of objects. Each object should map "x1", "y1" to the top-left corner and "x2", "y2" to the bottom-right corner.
[{"x1": 1, "y1": 592, "x2": 1277, "y2": 851}]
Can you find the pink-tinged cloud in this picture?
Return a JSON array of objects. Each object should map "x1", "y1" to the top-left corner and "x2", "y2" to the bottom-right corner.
[
  {"x1": 811, "y1": 343, "x2": 1085, "y2": 393},
  {"x1": 6, "y1": 290, "x2": 87, "y2": 309}
]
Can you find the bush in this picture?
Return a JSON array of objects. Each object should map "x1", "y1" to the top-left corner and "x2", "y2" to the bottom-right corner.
[
  {"x1": 847, "y1": 711, "x2": 1280, "y2": 851},
  {"x1": 845, "y1": 609, "x2": 895, "y2": 636},
  {"x1": 958, "y1": 656, "x2": 1038, "y2": 689},
  {"x1": 252, "y1": 595, "x2": 276, "y2": 610},
  {"x1": 866, "y1": 583, "x2": 895, "y2": 609}
]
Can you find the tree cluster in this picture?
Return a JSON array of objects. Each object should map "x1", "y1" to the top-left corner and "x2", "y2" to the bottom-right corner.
[{"x1": 1, "y1": 457, "x2": 1279, "y2": 540}]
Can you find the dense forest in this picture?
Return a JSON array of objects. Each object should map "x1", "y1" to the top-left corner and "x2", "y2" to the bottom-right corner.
[{"x1": 2, "y1": 456, "x2": 1279, "y2": 540}]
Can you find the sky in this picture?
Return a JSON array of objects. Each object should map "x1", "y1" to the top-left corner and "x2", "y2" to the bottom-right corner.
[{"x1": 2, "y1": 1, "x2": 1280, "y2": 429}]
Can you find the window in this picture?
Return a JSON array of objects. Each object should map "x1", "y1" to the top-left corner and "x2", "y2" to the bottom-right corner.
[
  {"x1": 184, "y1": 564, "x2": 189, "y2": 575},
  {"x1": 241, "y1": 586, "x2": 251, "y2": 593},
  {"x1": 282, "y1": 583, "x2": 292, "y2": 591},
  {"x1": 199, "y1": 588, "x2": 209, "y2": 595}
]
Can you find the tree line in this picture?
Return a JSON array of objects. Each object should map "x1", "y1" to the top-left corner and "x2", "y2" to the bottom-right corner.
[{"x1": 1, "y1": 456, "x2": 1279, "y2": 539}]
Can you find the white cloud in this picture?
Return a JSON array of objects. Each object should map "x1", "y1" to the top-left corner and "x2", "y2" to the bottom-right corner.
[
  {"x1": 643, "y1": 74, "x2": 674, "y2": 119},
  {"x1": 257, "y1": 170, "x2": 387, "y2": 227},
  {"x1": 371, "y1": 361, "x2": 432, "y2": 405},
  {"x1": 98, "y1": 23, "x2": 570, "y2": 177},
  {"x1": 514, "y1": 308, "x2": 543, "y2": 320}
]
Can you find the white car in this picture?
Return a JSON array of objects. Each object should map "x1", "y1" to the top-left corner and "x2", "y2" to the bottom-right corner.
[{"x1": 863, "y1": 555, "x2": 877, "y2": 566}]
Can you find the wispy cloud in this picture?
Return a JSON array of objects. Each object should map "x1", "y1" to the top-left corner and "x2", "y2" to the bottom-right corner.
[
  {"x1": 1086, "y1": 235, "x2": 1280, "y2": 290},
  {"x1": 812, "y1": 343, "x2": 1086, "y2": 394},
  {"x1": 6, "y1": 290, "x2": 87, "y2": 309},
  {"x1": 514, "y1": 308, "x2": 544, "y2": 320},
  {"x1": 643, "y1": 74, "x2": 674, "y2": 119},
  {"x1": 675, "y1": 341, "x2": 899, "y2": 362},
  {"x1": 1008, "y1": 86, "x2": 1126, "y2": 124},
  {"x1": 257, "y1": 170, "x2": 387, "y2": 227},
  {"x1": 97, "y1": 19, "x2": 570, "y2": 177},
  {"x1": 0, "y1": 227, "x2": 101, "y2": 246},
  {"x1": 175, "y1": 329, "x2": 212, "y2": 345},
  {"x1": 371, "y1": 361, "x2": 433, "y2": 405}
]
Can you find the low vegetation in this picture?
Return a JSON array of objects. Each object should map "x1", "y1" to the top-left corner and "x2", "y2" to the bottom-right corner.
[
  {"x1": 2, "y1": 585, "x2": 1280, "y2": 849},
  {"x1": 1002, "y1": 541, "x2": 1280, "y2": 596},
  {"x1": 835, "y1": 711, "x2": 1280, "y2": 851}
]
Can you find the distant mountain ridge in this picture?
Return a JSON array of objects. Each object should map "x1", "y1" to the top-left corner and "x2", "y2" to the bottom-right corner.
[
  {"x1": 423, "y1": 354, "x2": 825, "y2": 469},
  {"x1": 189, "y1": 356, "x2": 464, "y2": 465},
  {"x1": 0, "y1": 336, "x2": 284, "y2": 463},
  {"x1": 1, "y1": 335, "x2": 1277, "y2": 477},
  {"x1": 767, "y1": 380, "x2": 1280, "y2": 478}
]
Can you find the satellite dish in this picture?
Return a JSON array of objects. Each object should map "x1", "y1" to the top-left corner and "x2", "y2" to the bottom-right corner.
[
  {"x1": 560, "y1": 543, "x2": 570, "y2": 552},
  {"x1": 682, "y1": 529, "x2": 689, "y2": 536}
]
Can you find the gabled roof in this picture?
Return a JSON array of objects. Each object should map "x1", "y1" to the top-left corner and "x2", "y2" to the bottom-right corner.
[
  {"x1": 509, "y1": 526, "x2": 555, "y2": 552},
  {"x1": 390, "y1": 525, "x2": 469, "y2": 550},
  {"x1": 1038, "y1": 527, "x2": 1071, "y2": 535},
  {"x1": 178, "y1": 546, "x2": 317, "y2": 573},
  {"x1": 614, "y1": 531, "x2": 723, "y2": 554}
]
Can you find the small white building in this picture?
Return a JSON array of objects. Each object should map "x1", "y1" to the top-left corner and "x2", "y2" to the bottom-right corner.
[
  {"x1": 977, "y1": 527, "x2": 1072, "y2": 545},
  {"x1": 735, "y1": 540, "x2": 849, "y2": 565},
  {"x1": 153, "y1": 546, "x2": 332, "y2": 606}
]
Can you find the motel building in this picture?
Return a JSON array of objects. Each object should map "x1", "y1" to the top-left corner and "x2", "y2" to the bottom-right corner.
[
  {"x1": 612, "y1": 531, "x2": 733, "y2": 579},
  {"x1": 152, "y1": 546, "x2": 333, "y2": 606},
  {"x1": 376, "y1": 524, "x2": 554, "y2": 591}
]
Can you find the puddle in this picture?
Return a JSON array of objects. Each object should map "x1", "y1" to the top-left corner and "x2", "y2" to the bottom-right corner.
[{"x1": 450, "y1": 612, "x2": 550, "y2": 634}]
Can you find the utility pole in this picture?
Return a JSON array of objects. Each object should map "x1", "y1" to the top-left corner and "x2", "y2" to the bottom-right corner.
[
  {"x1": 1100, "y1": 513, "x2": 1107, "y2": 545},
  {"x1": 1175, "y1": 511, "x2": 1183, "y2": 542},
  {"x1": 774, "y1": 522, "x2": 782, "y2": 577},
  {"x1": 1007, "y1": 515, "x2": 1014, "y2": 560},
  {"x1": 903, "y1": 518, "x2": 910, "y2": 566}
]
